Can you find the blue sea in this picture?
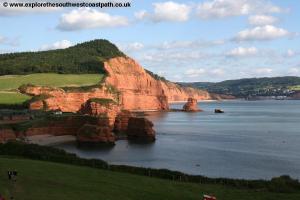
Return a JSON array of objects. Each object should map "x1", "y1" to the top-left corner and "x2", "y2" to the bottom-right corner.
[{"x1": 55, "y1": 100, "x2": 300, "y2": 180}]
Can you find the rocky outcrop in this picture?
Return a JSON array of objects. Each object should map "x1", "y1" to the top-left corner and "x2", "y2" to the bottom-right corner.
[
  {"x1": 79, "y1": 98, "x2": 120, "y2": 126},
  {"x1": 104, "y1": 57, "x2": 218, "y2": 110},
  {"x1": 183, "y1": 98, "x2": 201, "y2": 112},
  {"x1": 114, "y1": 110, "x2": 133, "y2": 135},
  {"x1": 126, "y1": 117, "x2": 156, "y2": 142},
  {"x1": 77, "y1": 122, "x2": 115, "y2": 146},
  {"x1": 24, "y1": 116, "x2": 93, "y2": 137},
  {"x1": 104, "y1": 57, "x2": 169, "y2": 111},
  {"x1": 22, "y1": 86, "x2": 116, "y2": 112}
]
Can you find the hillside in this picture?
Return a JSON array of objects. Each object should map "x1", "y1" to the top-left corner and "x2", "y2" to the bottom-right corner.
[
  {"x1": 1, "y1": 157, "x2": 299, "y2": 200},
  {"x1": 179, "y1": 76, "x2": 300, "y2": 98},
  {"x1": 0, "y1": 39, "x2": 124, "y2": 75},
  {"x1": 0, "y1": 142, "x2": 300, "y2": 200},
  {"x1": 0, "y1": 39, "x2": 219, "y2": 110}
]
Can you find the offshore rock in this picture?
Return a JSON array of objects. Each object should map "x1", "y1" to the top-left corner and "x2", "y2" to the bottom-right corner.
[
  {"x1": 126, "y1": 117, "x2": 155, "y2": 142},
  {"x1": 183, "y1": 98, "x2": 201, "y2": 112}
]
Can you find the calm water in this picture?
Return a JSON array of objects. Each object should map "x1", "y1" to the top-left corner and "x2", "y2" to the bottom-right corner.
[{"x1": 55, "y1": 100, "x2": 300, "y2": 180}]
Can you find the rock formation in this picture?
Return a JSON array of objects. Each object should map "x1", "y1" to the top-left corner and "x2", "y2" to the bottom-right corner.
[
  {"x1": 114, "y1": 110, "x2": 133, "y2": 135},
  {"x1": 21, "y1": 56, "x2": 222, "y2": 112},
  {"x1": 77, "y1": 122, "x2": 115, "y2": 146},
  {"x1": 79, "y1": 98, "x2": 120, "y2": 126},
  {"x1": 126, "y1": 117, "x2": 156, "y2": 142},
  {"x1": 183, "y1": 98, "x2": 201, "y2": 112}
]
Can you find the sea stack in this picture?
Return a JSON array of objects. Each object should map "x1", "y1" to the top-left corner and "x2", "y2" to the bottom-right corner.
[{"x1": 183, "y1": 98, "x2": 202, "y2": 112}]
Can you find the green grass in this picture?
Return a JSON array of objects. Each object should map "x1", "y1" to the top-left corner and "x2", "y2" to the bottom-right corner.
[
  {"x1": 0, "y1": 73, "x2": 104, "y2": 91},
  {"x1": 289, "y1": 85, "x2": 300, "y2": 91},
  {"x1": 0, "y1": 157, "x2": 300, "y2": 200},
  {"x1": 0, "y1": 92, "x2": 31, "y2": 105},
  {"x1": 0, "y1": 73, "x2": 104, "y2": 105}
]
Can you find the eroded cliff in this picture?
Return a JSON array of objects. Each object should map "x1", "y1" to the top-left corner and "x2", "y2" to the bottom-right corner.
[{"x1": 22, "y1": 56, "x2": 220, "y2": 111}]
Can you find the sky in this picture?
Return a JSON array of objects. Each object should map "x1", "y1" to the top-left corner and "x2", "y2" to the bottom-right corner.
[{"x1": 0, "y1": 0, "x2": 299, "y2": 82}]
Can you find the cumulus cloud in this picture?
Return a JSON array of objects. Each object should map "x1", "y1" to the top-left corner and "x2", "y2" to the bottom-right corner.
[
  {"x1": 57, "y1": 8, "x2": 129, "y2": 31},
  {"x1": 286, "y1": 49, "x2": 295, "y2": 57},
  {"x1": 157, "y1": 40, "x2": 225, "y2": 50},
  {"x1": 118, "y1": 42, "x2": 144, "y2": 52},
  {"x1": 196, "y1": 0, "x2": 282, "y2": 19},
  {"x1": 39, "y1": 40, "x2": 72, "y2": 51},
  {"x1": 141, "y1": 51, "x2": 207, "y2": 63},
  {"x1": 254, "y1": 67, "x2": 273, "y2": 75},
  {"x1": 234, "y1": 25, "x2": 289, "y2": 41},
  {"x1": 135, "y1": 1, "x2": 191, "y2": 22},
  {"x1": 288, "y1": 67, "x2": 300, "y2": 75},
  {"x1": 226, "y1": 47, "x2": 258, "y2": 57},
  {"x1": 185, "y1": 68, "x2": 206, "y2": 77},
  {"x1": 134, "y1": 10, "x2": 148, "y2": 20},
  {"x1": 248, "y1": 15, "x2": 277, "y2": 26},
  {"x1": 184, "y1": 68, "x2": 225, "y2": 79},
  {"x1": 0, "y1": 35, "x2": 19, "y2": 46}
]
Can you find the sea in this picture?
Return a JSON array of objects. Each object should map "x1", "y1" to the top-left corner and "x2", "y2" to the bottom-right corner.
[{"x1": 55, "y1": 100, "x2": 300, "y2": 180}]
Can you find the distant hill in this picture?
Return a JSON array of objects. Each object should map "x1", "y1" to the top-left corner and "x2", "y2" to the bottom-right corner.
[
  {"x1": 178, "y1": 76, "x2": 300, "y2": 98},
  {"x1": 0, "y1": 39, "x2": 125, "y2": 75}
]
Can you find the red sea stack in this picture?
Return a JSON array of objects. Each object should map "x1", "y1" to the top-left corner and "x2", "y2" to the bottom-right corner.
[
  {"x1": 126, "y1": 117, "x2": 156, "y2": 142},
  {"x1": 183, "y1": 98, "x2": 202, "y2": 112}
]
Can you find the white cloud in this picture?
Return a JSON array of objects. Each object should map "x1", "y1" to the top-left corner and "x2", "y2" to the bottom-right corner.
[
  {"x1": 157, "y1": 40, "x2": 225, "y2": 49},
  {"x1": 226, "y1": 47, "x2": 258, "y2": 57},
  {"x1": 141, "y1": 51, "x2": 207, "y2": 63},
  {"x1": 234, "y1": 25, "x2": 289, "y2": 41},
  {"x1": 196, "y1": 0, "x2": 282, "y2": 19},
  {"x1": 248, "y1": 15, "x2": 277, "y2": 26},
  {"x1": 135, "y1": 1, "x2": 191, "y2": 22},
  {"x1": 288, "y1": 68, "x2": 300, "y2": 75},
  {"x1": 0, "y1": 35, "x2": 19, "y2": 46},
  {"x1": 118, "y1": 42, "x2": 144, "y2": 52},
  {"x1": 134, "y1": 10, "x2": 148, "y2": 20},
  {"x1": 57, "y1": 8, "x2": 129, "y2": 31},
  {"x1": 39, "y1": 40, "x2": 72, "y2": 51},
  {"x1": 210, "y1": 68, "x2": 225, "y2": 76},
  {"x1": 185, "y1": 68, "x2": 206, "y2": 77},
  {"x1": 287, "y1": 49, "x2": 295, "y2": 57},
  {"x1": 254, "y1": 67, "x2": 273, "y2": 75}
]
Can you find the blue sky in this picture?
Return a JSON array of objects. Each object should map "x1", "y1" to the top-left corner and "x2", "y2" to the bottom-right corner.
[{"x1": 0, "y1": 0, "x2": 299, "y2": 82}]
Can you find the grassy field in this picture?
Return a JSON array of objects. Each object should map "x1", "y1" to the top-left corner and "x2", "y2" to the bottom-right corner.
[
  {"x1": 0, "y1": 73, "x2": 104, "y2": 105},
  {"x1": 289, "y1": 85, "x2": 300, "y2": 91},
  {"x1": 0, "y1": 157, "x2": 299, "y2": 200},
  {"x1": 0, "y1": 92, "x2": 31, "y2": 105},
  {"x1": 0, "y1": 73, "x2": 104, "y2": 91}
]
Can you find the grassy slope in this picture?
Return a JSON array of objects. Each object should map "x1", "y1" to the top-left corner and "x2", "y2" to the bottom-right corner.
[
  {"x1": 0, "y1": 73, "x2": 103, "y2": 91},
  {"x1": 0, "y1": 73, "x2": 103, "y2": 105},
  {"x1": 0, "y1": 92, "x2": 31, "y2": 105},
  {"x1": 0, "y1": 157, "x2": 299, "y2": 200}
]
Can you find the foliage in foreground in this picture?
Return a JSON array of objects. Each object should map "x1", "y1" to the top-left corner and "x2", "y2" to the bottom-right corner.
[{"x1": 0, "y1": 142, "x2": 299, "y2": 193}]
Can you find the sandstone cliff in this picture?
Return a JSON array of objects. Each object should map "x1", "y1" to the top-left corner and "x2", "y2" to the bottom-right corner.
[
  {"x1": 22, "y1": 56, "x2": 220, "y2": 111},
  {"x1": 104, "y1": 57, "x2": 216, "y2": 110}
]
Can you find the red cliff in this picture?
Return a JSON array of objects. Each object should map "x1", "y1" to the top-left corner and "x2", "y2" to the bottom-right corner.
[{"x1": 22, "y1": 56, "x2": 221, "y2": 112}]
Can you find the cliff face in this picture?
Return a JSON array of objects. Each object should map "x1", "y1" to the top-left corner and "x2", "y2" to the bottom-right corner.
[
  {"x1": 22, "y1": 56, "x2": 218, "y2": 112},
  {"x1": 104, "y1": 57, "x2": 214, "y2": 110},
  {"x1": 104, "y1": 57, "x2": 169, "y2": 110},
  {"x1": 23, "y1": 86, "x2": 115, "y2": 112}
]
